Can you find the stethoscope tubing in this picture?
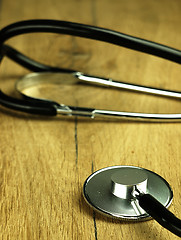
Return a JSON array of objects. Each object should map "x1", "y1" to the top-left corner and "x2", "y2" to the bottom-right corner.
[
  {"x1": 0, "y1": 19, "x2": 180, "y2": 63},
  {"x1": 0, "y1": 19, "x2": 181, "y2": 121}
]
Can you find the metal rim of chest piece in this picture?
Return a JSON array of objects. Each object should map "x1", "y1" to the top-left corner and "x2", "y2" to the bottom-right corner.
[{"x1": 83, "y1": 165, "x2": 173, "y2": 221}]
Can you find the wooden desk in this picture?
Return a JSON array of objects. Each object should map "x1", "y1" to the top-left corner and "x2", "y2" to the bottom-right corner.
[{"x1": 0, "y1": 0, "x2": 180, "y2": 239}]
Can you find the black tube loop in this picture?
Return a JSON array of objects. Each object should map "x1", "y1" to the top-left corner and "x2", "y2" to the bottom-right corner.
[{"x1": 0, "y1": 19, "x2": 180, "y2": 115}]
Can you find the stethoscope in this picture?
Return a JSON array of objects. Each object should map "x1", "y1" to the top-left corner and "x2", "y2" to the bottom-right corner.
[{"x1": 0, "y1": 20, "x2": 181, "y2": 237}]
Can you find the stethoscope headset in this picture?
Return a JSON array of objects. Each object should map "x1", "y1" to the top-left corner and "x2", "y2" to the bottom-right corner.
[{"x1": 0, "y1": 20, "x2": 181, "y2": 237}]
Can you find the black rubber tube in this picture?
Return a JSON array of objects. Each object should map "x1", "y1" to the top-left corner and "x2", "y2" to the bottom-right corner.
[
  {"x1": 139, "y1": 194, "x2": 181, "y2": 237},
  {"x1": 1, "y1": 44, "x2": 75, "y2": 73},
  {"x1": 0, "y1": 20, "x2": 180, "y2": 63},
  {"x1": 0, "y1": 90, "x2": 59, "y2": 115}
]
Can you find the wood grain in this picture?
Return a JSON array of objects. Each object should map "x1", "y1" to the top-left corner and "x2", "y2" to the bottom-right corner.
[{"x1": 0, "y1": 0, "x2": 181, "y2": 239}]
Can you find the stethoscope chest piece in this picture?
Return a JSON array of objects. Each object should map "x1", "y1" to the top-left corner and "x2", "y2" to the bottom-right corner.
[{"x1": 83, "y1": 166, "x2": 173, "y2": 221}]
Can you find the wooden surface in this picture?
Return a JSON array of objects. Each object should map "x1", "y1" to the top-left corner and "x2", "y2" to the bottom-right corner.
[{"x1": 0, "y1": 0, "x2": 181, "y2": 239}]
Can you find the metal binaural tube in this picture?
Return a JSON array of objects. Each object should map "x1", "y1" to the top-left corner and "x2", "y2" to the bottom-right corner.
[{"x1": 76, "y1": 73, "x2": 181, "y2": 99}]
